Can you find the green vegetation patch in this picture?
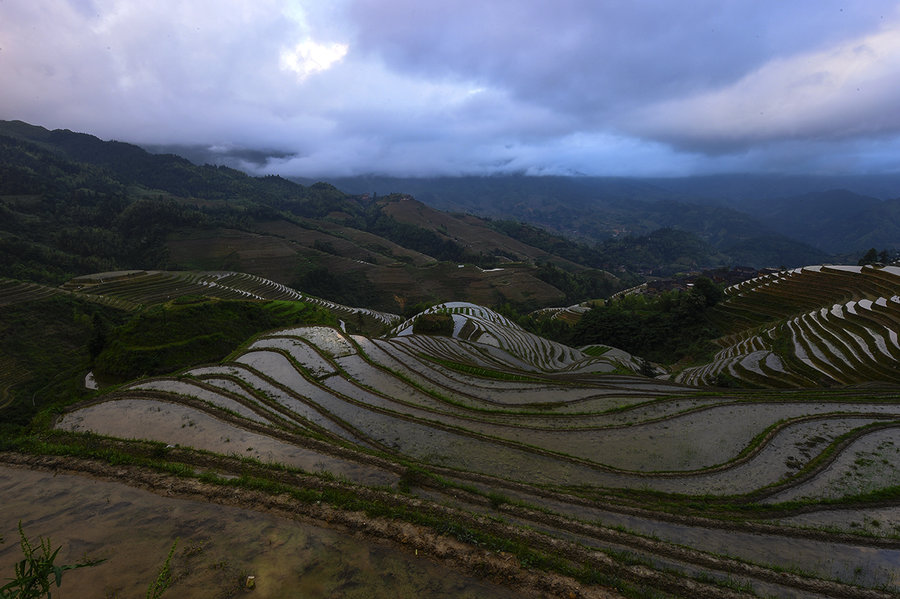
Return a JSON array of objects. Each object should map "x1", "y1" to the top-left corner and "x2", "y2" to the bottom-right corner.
[
  {"x1": 411, "y1": 312, "x2": 454, "y2": 336},
  {"x1": 94, "y1": 298, "x2": 336, "y2": 382},
  {"x1": 0, "y1": 294, "x2": 128, "y2": 432},
  {"x1": 572, "y1": 281, "x2": 722, "y2": 365}
]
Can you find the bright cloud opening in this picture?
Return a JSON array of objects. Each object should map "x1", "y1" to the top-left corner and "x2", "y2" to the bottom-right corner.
[{"x1": 280, "y1": 39, "x2": 349, "y2": 80}]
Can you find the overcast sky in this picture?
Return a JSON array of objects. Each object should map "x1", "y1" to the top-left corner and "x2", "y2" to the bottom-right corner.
[{"x1": 2, "y1": 0, "x2": 900, "y2": 177}]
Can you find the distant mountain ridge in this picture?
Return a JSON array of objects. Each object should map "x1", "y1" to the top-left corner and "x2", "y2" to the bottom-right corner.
[
  {"x1": 5, "y1": 118, "x2": 892, "y2": 311},
  {"x1": 298, "y1": 174, "x2": 898, "y2": 257},
  {"x1": 752, "y1": 189, "x2": 900, "y2": 254}
]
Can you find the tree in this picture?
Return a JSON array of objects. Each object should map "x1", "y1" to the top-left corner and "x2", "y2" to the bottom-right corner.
[
  {"x1": 690, "y1": 277, "x2": 723, "y2": 307},
  {"x1": 858, "y1": 248, "x2": 879, "y2": 266}
]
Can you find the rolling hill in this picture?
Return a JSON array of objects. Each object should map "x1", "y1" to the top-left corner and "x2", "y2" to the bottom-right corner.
[{"x1": 301, "y1": 174, "x2": 838, "y2": 266}]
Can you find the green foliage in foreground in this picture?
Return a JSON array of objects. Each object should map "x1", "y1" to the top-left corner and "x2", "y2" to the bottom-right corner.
[
  {"x1": 0, "y1": 523, "x2": 103, "y2": 599},
  {"x1": 93, "y1": 298, "x2": 336, "y2": 382},
  {"x1": 146, "y1": 541, "x2": 177, "y2": 599},
  {"x1": 0, "y1": 523, "x2": 179, "y2": 599}
]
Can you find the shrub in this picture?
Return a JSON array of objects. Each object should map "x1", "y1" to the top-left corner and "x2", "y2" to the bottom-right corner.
[{"x1": 412, "y1": 313, "x2": 454, "y2": 336}]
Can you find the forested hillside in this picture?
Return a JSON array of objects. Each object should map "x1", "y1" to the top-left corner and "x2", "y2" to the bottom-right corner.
[
  {"x1": 0, "y1": 121, "x2": 630, "y2": 312},
  {"x1": 302, "y1": 174, "x2": 839, "y2": 266}
]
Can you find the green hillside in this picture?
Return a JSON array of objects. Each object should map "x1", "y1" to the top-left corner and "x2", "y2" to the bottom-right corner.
[
  {"x1": 304, "y1": 174, "x2": 835, "y2": 267},
  {"x1": 0, "y1": 121, "x2": 628, "y2": 312}
]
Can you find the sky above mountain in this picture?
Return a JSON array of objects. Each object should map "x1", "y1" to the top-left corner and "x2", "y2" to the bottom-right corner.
[{"x1": 3, "y1": 0, "x2": 900, "y2": 177}]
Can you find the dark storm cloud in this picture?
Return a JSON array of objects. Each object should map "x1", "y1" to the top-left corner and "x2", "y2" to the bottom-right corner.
[{"x1": 345, "y1": 1, "x2": 893, "y2": 120}]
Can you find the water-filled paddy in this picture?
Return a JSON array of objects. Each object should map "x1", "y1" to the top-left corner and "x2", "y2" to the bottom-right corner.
[
  {"x1": 0, "y1": 466, "x2": 524, "y2": 598},
  {"x1": 55, "y1": 399, "x2": 395, "y2": 487},
  {"x1": 764, "y1": 426, "x2": 900, "y2": 502},
  {"x1": 129, "y1": 379, "x2": 271, "y2": 423}
]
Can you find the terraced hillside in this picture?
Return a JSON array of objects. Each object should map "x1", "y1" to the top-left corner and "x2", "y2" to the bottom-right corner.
[
  {"x1": 0, "y1": 276, "x2": 135, "y2": 311},
  {"x1": 531, "y1": 300, "x2": 597, "y2": 325},
  {"x1": 61, "y1": 269, "x2": 401, "y2": 331},
  {"x1": 678, "y1": 264, "x2": 900, "y2": 387},
  {"x1": 48, "y1": 303, "x2": 900, "y2": 598},
  {"x1": 391, "y1": 302, "x2": 644, "y2": 374}
]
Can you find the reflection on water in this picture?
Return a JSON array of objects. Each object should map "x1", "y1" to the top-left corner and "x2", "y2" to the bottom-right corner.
[{"x1": 0, "y1": 466, "x2": 524, "y2": 598}]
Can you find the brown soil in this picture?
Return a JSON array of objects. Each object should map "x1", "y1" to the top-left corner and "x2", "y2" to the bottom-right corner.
[
  {"x1": 5, "y1": 448, "x2": 895, "y2": 599},
  {"x1": 0, "y1": 452, "x2": 621, "y2": 599}
]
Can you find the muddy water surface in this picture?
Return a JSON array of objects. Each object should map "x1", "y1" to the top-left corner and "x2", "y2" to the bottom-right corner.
[{"x1": 0, "y1": 466, "x2": 526, "y2": 599}]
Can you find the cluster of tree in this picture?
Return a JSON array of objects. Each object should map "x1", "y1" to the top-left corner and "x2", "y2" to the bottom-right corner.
[
  {"x1": 0, "y1": 295, "x2": 128, "y2": 431},
  {"x1": 858, "y1": 248, "x2": 894, "y2": 265},
  {"x1": 492, "y1": 302, "x2": 578, "y2": 347},
  {"x1": 412, "y1": 312, "x2": 454, "y2": 336},
  {"x1": 569, "y1": 278, "x2": 723, "y2": 364},
  {"x1": 0, "y1": 188, "x2": 253, "y2": 283},
  {"x1": 291, "y1": 264, "x2": 383, "y2": 309},
  {"x1": 532, "y1": 262, "x2": 631, "y2": 304}
]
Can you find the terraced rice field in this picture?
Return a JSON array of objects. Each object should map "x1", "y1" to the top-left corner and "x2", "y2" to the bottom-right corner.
[
  {"x1": 54, "y1": 301, "x2": 900, "y2": 598},
  {"x1": 392, "y1": 302, "x2": 644, "y2": 374},
  {"x1": 0, "y1": 276, "x2": 135, "y2": 310},
  {"x1": 679, "y1": 264, "x2": 900, "y2": 388},
  {"x1": 61, "y1": 269, "x2": 402, "y2": 329},
  {"x1": 0, "y1": 277, "x2": 62, "y2": 306},
  {"x1": 530, "y1": 300, "x2": 596, "y2": 325}
]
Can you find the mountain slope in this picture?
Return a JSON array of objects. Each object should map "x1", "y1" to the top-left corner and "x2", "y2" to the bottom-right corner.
[
  {"x1": 305, "y1": 174, "x2": 834, "y2": 267},
  {"x1": 755, "y1": 189, "x2": 900, "y2": 254},
  {"x1": 0, "y1": 121, "x2": 626, "y2": 311}
]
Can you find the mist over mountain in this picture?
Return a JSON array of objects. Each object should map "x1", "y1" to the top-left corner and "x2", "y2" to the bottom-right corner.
[{"x1": 4, "y1": 118, "x2": 894, "y2": 298}]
